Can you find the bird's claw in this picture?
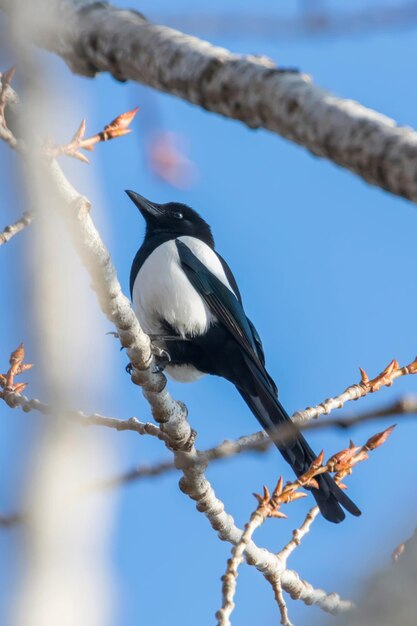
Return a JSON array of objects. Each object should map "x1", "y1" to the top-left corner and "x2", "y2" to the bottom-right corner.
[
  {"x1": 151, "y1": 344, "x2": 171, "y2": 362},
  {"x1": 125, "y1": 344, "x2": 171, "y2": 376},
  {"x1": 151, "y1": 342, "x2": 171, "y2": 374}
]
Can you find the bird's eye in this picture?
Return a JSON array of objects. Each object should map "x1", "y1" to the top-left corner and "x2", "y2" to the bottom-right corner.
[{"x1": 173, "y1": 211, "x2": 183, "y2": 219}]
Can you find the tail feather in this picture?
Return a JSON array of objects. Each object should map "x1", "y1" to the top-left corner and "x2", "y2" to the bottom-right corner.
[{"x1": 238, "y1": 374, "x2": 361, "y2": 523}]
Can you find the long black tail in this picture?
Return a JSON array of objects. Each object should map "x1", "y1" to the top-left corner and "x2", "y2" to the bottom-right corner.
[{"x1": 238, "y1": 364, "x2": 361, "y2": 523}]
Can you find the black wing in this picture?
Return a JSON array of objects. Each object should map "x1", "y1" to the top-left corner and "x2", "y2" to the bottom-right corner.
[
  {"x1": 216, "y1": 252, "x2": 243, "y2": 303},
  {"x1": 175, "y1": 240, "x2": 361, "y2": 522},
  {"x1": 217, "y1": 252, "x2": 269, "y2": 370},
  {"x1": 175, "y1": 240, "x2": 268, "y2": 374},
  {"x1": 177, "y1": 240, "x2": 277, "y2": 395}
]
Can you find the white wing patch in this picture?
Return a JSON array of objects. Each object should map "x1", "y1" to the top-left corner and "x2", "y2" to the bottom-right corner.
[{"x1": 132, "y1": 236, "x2": 236, "y2": 339}]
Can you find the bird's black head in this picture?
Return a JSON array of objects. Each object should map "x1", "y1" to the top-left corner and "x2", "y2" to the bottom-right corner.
[{"x1": 125, "y1": 190, "x2": 214, "y2": 248}]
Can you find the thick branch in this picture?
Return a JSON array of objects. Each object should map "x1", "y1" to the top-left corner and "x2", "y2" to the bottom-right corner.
[{"x1": 3, "y1": 0, "x2": 417, "y2": 202}]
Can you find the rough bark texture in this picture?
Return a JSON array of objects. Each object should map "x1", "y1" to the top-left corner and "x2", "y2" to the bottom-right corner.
[{"x1": 2, "y1": 0, "x2": 417, "y2": 202}]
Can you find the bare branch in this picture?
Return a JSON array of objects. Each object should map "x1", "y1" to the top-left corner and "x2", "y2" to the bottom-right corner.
[
  {"x1": 0, "y1": 211, "x2": 33, "y2": 245},
  {"x1": 216, "y1": 509, "x2": 266, "y2": 626},
  {"x1": 0, "y1": 79, "x2": 364, "y2": 616},
  {"x1": 3, "y1": 1, "x2": 417, "y2": 202},
  {"x1": 3, "y1": 348, "x2": 414, "y2": 490},
  {"x1": 269, "y1": 577, "x2": 294, "y2": 626},
  {"x1": 0, "y1": 512, "x2": 23, "y2": 527},
  {"x1": 207, "y1": 360, "x2": 417, "y2": 462},
  {"x1": 278, "y1": 506, "x2": 320, "y2": 563},
  {"x1": 293, "y1": 357, "x2": 417, "y2": 426},
  {"x1": 0, "y1": 377, "x2": 164, "y2": 444},
  {"x1": 217, "y1": 476, "x2": 304, "y2": 626},
  {"x1": 218, "y1": 426, "x2": 394, "y2": 625},
  {"x1": 45, "y1": 107, "x2": 138, "y2": 163}
]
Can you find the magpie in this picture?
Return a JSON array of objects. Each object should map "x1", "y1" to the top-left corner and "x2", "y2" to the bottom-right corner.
[{"x1": 126, "y1": 190, "x2": 361, "y2": 523}]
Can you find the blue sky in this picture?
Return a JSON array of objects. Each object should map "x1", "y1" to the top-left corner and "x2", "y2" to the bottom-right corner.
[{"x1": 1, "y1": 2, "x2": 417, "y2": 625}]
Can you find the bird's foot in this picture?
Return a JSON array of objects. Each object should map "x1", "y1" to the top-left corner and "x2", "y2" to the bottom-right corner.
[
  {"x1": 125, "y1": 342, "x2": 172, "y2": 376},
  {"x1": 151, "y1": 342, "x2": 171, "y2": 374},
  {"x1": 151, "y1": 343, "x2": 171, "y2": 362},
  {"x1": 107, "y1": 331, "x2": 126, "y2": 352}
]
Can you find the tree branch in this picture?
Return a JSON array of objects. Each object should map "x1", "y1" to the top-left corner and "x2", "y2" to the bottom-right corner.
[
  {"x1": 0, "y1": 211, "x2": 33, "y2": 245},
  {"x1": 0, "y1": 100, "x2": 350, "y2": 615},
  {"x1": 3, "y1": 0, "x2": 417, "y2": 202},
  {"x1": 218, "y1": 426, "x2": 393, "y2": 625},
  {"x1": 280, "y1": 506, "x2": 319, "y2": 556},
  {"x1": 3, "y1": 357, "x2": 415, "y2": 490}
]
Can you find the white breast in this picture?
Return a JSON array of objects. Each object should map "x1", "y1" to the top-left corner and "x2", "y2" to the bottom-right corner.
[{"x1": 132, "y1": 236, "x2": 235, "y2": 338}]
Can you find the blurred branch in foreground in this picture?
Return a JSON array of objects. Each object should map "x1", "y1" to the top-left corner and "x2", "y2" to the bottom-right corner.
[
  {"x1": 3, "y1": 0, "x2": 417, "y2": 203},
  {"x1": 0, "y1": 210, "x2": 32, "y2": 245},
  {"x1": 2, "y1": 44, "x2": 117, "y2": 626}
]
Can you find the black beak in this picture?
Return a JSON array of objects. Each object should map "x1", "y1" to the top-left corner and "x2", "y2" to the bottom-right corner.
[{"x1": 125, "y1": 190, "x2": 162, "y2": 218}]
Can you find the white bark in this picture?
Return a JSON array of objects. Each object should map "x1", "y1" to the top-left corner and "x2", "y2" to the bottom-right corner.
[{"x1": 1, "y1": 0, "x2": 417, "y2": 202}]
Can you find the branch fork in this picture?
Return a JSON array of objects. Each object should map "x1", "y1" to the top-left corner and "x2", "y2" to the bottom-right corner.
[{"x1": 218, "y1": 425, "x2": 395, "y2": 626}]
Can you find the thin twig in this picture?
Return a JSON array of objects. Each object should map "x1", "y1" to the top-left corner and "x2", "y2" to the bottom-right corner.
[
  {"x1": 293, "y1": 358, "x2": 417, "y2": 426},
  {"x1": 84, "y1": 460, "x2": 175, "y2": 492},
  {"x1": 216, "y1": 509, "x2": 266, "y2": 626},
  {"x1": 217, "y1": 426, "x2": 394, "y2": 625},
  {"x1": 0, "y1": 211, "x2": 33, "y2": 245},
  {"x1": 267, "y1": 575, "x2": 294, "y2": 626},
  {"x1": 2, "y1": 352, "x2": 414, "y2": 491},
  {"x1": 202, "y1": 366, "x2": 417, "y2": 462},
  {"x1": 278, "y1": 506, "x2": 320, "y2": 562},
  {"x1": 45, "y1": 108, "x2": 138, "y2": 163},
  {"x1": 0, "y1": 345, "x2": 164, "y2": 440},
  {"x1": 0, "y1": 512, "x2": 23, "y2": 527},
  {"x1": 2, "y1": 390, "x2": 164, "y2": 440}
]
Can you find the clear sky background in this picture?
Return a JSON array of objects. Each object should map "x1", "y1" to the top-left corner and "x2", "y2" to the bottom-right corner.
[{"x1": 1, "y1": 1, "x2": 417, "y2": 625}]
